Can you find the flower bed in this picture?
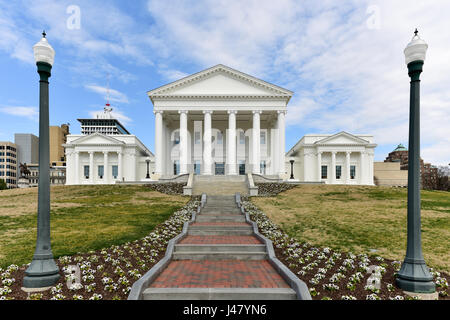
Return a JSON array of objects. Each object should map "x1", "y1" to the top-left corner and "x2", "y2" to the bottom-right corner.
[
  {"x1": 255, "y1": 183, "x2": 296, "y2": 196},
  {"x1": 0, "y1": 198, "x2": 200, "y2": 300},
  {"x1": 241, "y1": 198, "x2": 450, "y2": 300},
  {"x1": 145, "y1": 183, "x2": 186, "y2": 195}
]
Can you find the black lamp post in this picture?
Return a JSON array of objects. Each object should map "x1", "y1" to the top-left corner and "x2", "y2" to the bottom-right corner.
[
  {"x1": 23, "y1": 32, "x2": 60, "y2": 288},
  {"x1": 396, "y1": 29, "x2": 435, "y2": 293},
  {"x1": 289, "y1": 160, "x2": 295, "y2": 179},
  {"x1": 146, "y1": 157, "x2": 151, "y2": 179}
]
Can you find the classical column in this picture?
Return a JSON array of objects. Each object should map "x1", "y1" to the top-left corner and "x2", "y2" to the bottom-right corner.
[
  {"x1": 331, "y1": 151, "x2": 336, "y2": 184},
  {"x1": 103, "y1": 151, "x2": 109, "y2": 184},
  {"x1": 227, "y1": 110, "x2": 237, "y2": 175},
  {"x1": 317, "y1": 151, "x2": 322, "y2": 181},
  {"x1": 277, "y1": 110, "x2": 286, "y2": 175},
  {"x1": 88, "y1": 151, "x2": 94, "y2": 184},
  {"x1": 252, "y1": 110, "x2": 261, "y2": 174},
  {"x1": 118, "y1": 151, "x2": 123, "y2": 181},
  {"x1": 359, "y1": 152, "x2": 365, "y2": 185},
  {"x1": 345, "y1": 151, "x2": 351, "y2": 184},
  {"x1": 203, "y1": 110, "x2": 213, "y2": 175},
  {"x1": 179, "y1": 110, "x2": 188, "y2": 174},
  {"x1": 75, "y1": 151, "x2": 80, "y2": 185},
  {"x1": 154, "y1": 110, "x2": 163, "y2": 175}
]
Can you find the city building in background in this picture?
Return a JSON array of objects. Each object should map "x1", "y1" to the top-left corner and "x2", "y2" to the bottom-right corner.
[
  {"x1": 383, "y1": 143, "x2": 438, "y2": 190},
  {"x1": 27, "y1": 163, "x2": 66, "y2": 187},
  {"x1": 0, "y1": 141, "x2": 18, "y2": 188},
  {"x1": 50, "y1": 124, "x2": 69, "y2": 167},
  {"x1": 78, "y1": 107, "x2": 130, "y2": 135},
  {"x1": 14, "y1": 133, "x2": 39, "y2": 167}
]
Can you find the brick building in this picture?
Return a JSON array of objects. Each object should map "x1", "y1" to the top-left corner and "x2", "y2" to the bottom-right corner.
[{"x1": 384, "y1": 144, "x2": 438, "y2": 190}]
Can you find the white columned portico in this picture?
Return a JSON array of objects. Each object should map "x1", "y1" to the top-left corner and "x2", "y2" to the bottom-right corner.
[
  {"x1": 227, "y1": 110, "x2": 237, "y2": 175},
  {"x1": 89, "y1": 151, "x2": 94, "y2": 183},
  {"x1": 252, "y1": 110, "x2": 261, "y2": 174},
  {"x1": 203, "y1": 110, "x2": 213, "y2": 175},
  {"x1": 345, "y1": 152, "x2": 351, "y2": 183},
  {"x1": 277, "y1": 111, "x2": 286, "y2": 175},
  {"x1": 103, "y1": 151, "x2": 109, "y2": 184},
  {"x1": 75, "y1": 151, "x2": 80, "y2": 184},
  {"x1": 317, "y1": 151, "x2": 322, "y2": 181},
  {"x1": 179, "y1": 110, "x2": 188, "y2": 174},
  {"x1": 154, "y1": 110, "x2": 163, "y2": 175},
  {"x1": 331, "y1": 151, "x2": 336, "y2": 184},
  {"x1": 118, "y1": 151, "x2": 123, "y2": 181}
]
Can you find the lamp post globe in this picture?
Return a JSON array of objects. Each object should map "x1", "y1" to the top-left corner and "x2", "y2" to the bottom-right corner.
[
  {"x1": 23, "y1": 32, "x2": 60, "y2": 288},
  {"x1": 395, "y1": 29, "x2": 435, "y2": 293}
]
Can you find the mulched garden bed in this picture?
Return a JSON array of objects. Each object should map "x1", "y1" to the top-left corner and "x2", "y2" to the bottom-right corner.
[
  {"x1": 145, "y1": 183, "x2": 187, "y2": 195},
  {"x1": 255, "y1": 183, "x2": 297, "y2": 196}
]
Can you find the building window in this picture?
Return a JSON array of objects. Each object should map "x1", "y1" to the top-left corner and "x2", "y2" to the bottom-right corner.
[
  {"x1": 350, "y1": 165, "x2": 356, "y2": 179},
  {"x1": 239, "y1": 160, "x2": 245, "y2": 175},
  {"x1": 174, "y1": 132, "x2": 180, "y2": 145},
  {"x1": 194, "y1": 132, "x2": 201, "y2": 144},
  {"x1": 112, "y1": 165, "x2": 118, "y2": 179},
  {"x1": 260, "y1": 132, "x2": 266, "y2": 145},
  {"x1": 217, "y1": 132, "x2": 223, "y2": 144},
  {"x1": 194, "y1": 161, "x2": 201, "y2": 175},
  {"x1": 215, "y1": 162, "x2": 225, "y2": 175},
  {"x1": 321, "y1": 165, "x2": 327, "y2": 179},
  {"x1": 84, "y1": 166, "x2": 89, "y2": 179},
  {"x1": 260, "y1": 160, "x2": 266, "y2": 174},
  {"x1": 336, "y1": 165, "x2": 342, "y2": 180},
  {"x1": 98, "y1": 165, "x2": 104, "y2": 179},
  {"x1": 240, "y1": 132, "x2": 245, "y2": 144},
  {"x1": 173, "y1": 160, "x2": 180, "y2": 175}
]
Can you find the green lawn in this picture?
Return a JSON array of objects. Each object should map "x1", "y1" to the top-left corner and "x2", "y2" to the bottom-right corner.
[
  {"x1": 252, "y1": 185, "x2": 450, "y2": 272},
  {"x1": 0, "y1": 185, "x2": 188, "y2": 268}
]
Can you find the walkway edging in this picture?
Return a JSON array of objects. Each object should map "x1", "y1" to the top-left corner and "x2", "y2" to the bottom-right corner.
[
  {"x1": 127, "y1": 194, "x2": 206, "y2": 300},
  {"x1": 235, "y1": 193, "x2": 312, "y2": 300}
]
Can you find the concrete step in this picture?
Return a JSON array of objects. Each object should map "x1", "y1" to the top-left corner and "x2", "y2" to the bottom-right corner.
[
  {"x1": 142, "y1": 287, "x2": 297, "y2": 300},
  {"x1": 172, "y1": 251, "x2": 268, "y2": 260},
  {"x1": 200, "y1": 209, "x2": 242, "y2": 215},
  {"x1": 196, "y1": 215, "x2": 246, "y2": 222},
  {"x1": 175, "y1": 244, "x2": 266, "y2": 253}
]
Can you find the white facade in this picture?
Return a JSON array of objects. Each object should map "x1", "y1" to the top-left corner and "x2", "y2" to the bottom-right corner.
[
  {"x1": 148, "y1": 64, "x2": 292, "y2": 177},
  {"x1": 285, "y1": 132, "x2": 377, "y2": 185},
  {"x1": 64, "y1": 133, "x2": 153, "y2": 185}
]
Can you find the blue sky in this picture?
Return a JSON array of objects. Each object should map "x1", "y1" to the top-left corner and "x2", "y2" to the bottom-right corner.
[{"x1": 1, "y1": 0, "x2": 449, "y2": 165}]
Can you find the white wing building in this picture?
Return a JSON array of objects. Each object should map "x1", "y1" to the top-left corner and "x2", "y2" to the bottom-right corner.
[{"x1": 64, "y1": 109, "x2": 153, "y2": 185}]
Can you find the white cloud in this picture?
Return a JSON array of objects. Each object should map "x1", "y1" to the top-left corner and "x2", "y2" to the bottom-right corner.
[
  {"x1": 0, "y1": 106, "x2": 39, "y2": 120},
  {"x1": 84, "y1": 85, "x2": 129, "y2": 104}
]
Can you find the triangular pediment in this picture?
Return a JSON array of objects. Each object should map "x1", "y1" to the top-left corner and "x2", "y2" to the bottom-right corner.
[
  {"x1": 71, "y1": 133, "x2": 125, "y2": 145},
  {"x1": 315, "y1": 132, "x2": 369, "y2": 145},
  {"x1": 148, "y1": 64, "x2": 293, "y2": 98}
]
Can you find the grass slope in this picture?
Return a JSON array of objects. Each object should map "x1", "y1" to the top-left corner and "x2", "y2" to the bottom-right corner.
[
  {"x1": 251, "y1": 185, "x2": 450, "y2": 272},
  {"x1": 0, "y1": 185, "x2": 188, "y2": 268}
]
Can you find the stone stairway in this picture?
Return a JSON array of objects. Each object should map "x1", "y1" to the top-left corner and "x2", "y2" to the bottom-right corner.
[
  {"x1": 141, "y1": 195, "x2": 297, "y2": 300},
  {"x1": 192, "y1": 176, "x2": 249, "y2": 196}
]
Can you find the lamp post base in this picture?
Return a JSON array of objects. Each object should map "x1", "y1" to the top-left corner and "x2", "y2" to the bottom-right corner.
[
  {"x1": 395, "y1": 261, "x2": 435, "y2": 293},
  {"x1": 23, "y1": 258, "x2": 60, "y2": 288}
]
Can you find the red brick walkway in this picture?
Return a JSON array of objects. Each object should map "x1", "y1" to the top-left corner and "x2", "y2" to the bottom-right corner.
[
  {"x1": 179, "y1": 235, "x2": 262, "y2": 244},
  {"x1": 150, "y1": 260, "x2": 290, "y2": 288}
]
